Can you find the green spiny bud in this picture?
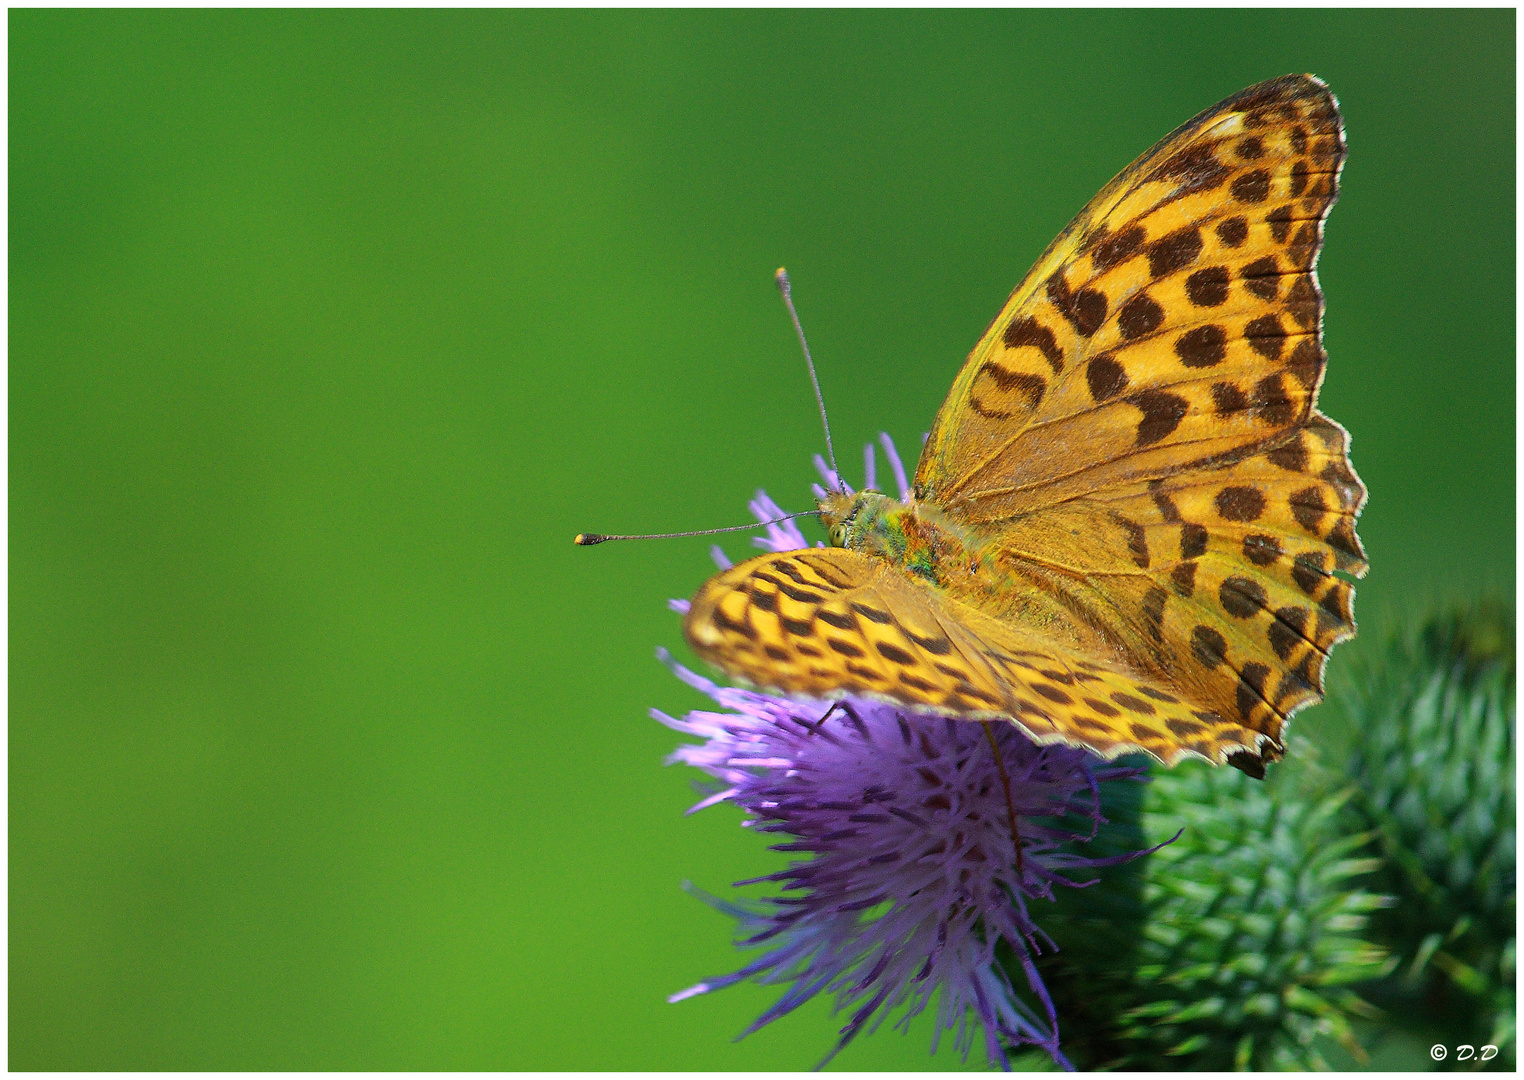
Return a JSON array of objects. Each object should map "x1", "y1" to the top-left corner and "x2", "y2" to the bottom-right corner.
[
  {"x1": 1032, "y1": 743, "x2": 1392, "y2": 1071},
  {"x1": 1342, "y1": 599, "x2": 1515, "y2": 1067}
]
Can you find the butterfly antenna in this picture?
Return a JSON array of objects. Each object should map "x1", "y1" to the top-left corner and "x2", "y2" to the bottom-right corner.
[
  {"x1": 574, "y1": 510, "x2": 820, "y2": 546},
  {"x1": 775, "y1": 268, "x2": 840, "y2": 488}
]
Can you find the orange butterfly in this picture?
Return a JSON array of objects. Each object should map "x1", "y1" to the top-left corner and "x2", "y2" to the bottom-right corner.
[{"x1": 682, "y1": 75, "x2": 1365, "y2": 778}]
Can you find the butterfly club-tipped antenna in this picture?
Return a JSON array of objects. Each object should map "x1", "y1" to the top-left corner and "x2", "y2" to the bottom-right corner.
[
  {"x1": 578, "y1": 269, "x2": 838, "y2": 548},
  {"x1": 574, "y1": 510, "x2": 819, "y2": 546},
  {"x1": 775, "y1": 268, "x2": 842, "y2": 492}
]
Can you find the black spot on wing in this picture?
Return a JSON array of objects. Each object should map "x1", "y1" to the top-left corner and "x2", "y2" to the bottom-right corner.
[
  {"x1": 851, "y1": 602, "x2": 893, "y2": 624},
  {"x1": 902, "y1": 630, "x2": 953, "y2": 655},
  {"x1": 1112, "y1": 514, "x2": 1149, "y2": 568},
  {"x1": 712, "y1": 606, "x2": 756, "y2": 639},
  {"x1": 777, "y1": 581, "x2": 824, "y2": 604},
  {"x1": 1228, "y1": 750, "x2": 1267, "y2": 779},
  {"x1": 1231, "y1": 169, "x2": 1271, "y2": 203},
  {"x1": 1185, "y1": 266, "x2": 1230, "y2": 307},
  {"x1": 1216, "y1": 485, "x2": 1266, "y2": 522},
  {"x1": 1089, "y1": 223, "x2": 1145, "y2": 271},
  {"x1": 1148, "y1": 226, "x2": 1203, "y2": 278},
  {"x1": 1291, "y1": 552, "x2": 1328, "y2": 595},
  {"x1": 770, "y1": 560, "x2": 811, "y2": 585},
  {"x1": 1149, "y1": 480, "x2": 1182, "y2": 522},
  {"x1": 1003, "y1": 316, "x2": 1065, "y2": 374},
  {"x1": 1180, "y1": 522, "x2": 1208, "y2": 560},
  {"x1": 1147, "y1": 142, "x2": 1231, "y2": 198},
  {"x1": 1170, "y1": 561, "x2": 1197, "y2": 597},
  {"x1": 1118, "y1": 294, "x2": 1164, "y2": 340},
  {"x1": 978, "y1": 362, "x2": 1047, "y2": 408},
  {"x1": 1245, "y1": 314, "x2": 1286, "y2": 360},
  {"x1": 1047, "y1": 272, "x2": 1108, "y2": 338},
  {"x1": 1241, "y1": 255, "x2": 1280, "y2": 299},
  {"x1": 1216, "y1": 216, "x2": 1248, "y2": 247},
  {"x1": 1242, "y1": 534, "x2": 1282, "y2": 566},
  {"x1": 1141, "y1": 587, "x2": 1167, "y2": 642},
  {"x1": 1191, "y1": 625, "x2": 1227, "y2": 667},
  {"x1": 1129, "y1": 390, "x2": 1189, "y2": 446},
  {"x1": 1175, "y1": 325, "x2": 1227, "y2": 368},
  {"x1": 1086, "y1": 355, "x2": 1129, "y2": 402},
  {"x1": 1220, "y1": 575, "x2": 1268, "y2": 618}
]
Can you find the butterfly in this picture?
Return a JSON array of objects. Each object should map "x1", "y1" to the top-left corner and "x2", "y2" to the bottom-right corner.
[{"x1": 683, "y1": 74, "x2": 1365, "y2": 777}]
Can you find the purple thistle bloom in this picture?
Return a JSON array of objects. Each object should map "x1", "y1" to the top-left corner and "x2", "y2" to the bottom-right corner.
[{"x1": 654, "y1": 436, "x2": 1159, "y2": 1070}]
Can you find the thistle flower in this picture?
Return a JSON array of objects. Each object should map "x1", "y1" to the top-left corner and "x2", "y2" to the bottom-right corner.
[{"x1": 654, "y1": 437, "x2": 1158, "y2": 1070}]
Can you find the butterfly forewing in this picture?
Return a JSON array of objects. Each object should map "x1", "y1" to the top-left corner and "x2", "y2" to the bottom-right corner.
[{"x1": 916, "y1": 74, "x2": 1345, "y2": 521}]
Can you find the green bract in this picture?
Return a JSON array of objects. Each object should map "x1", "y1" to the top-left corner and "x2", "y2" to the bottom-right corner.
[
  {"x1": 1343, "y1": 602, "x2": 1516, "y2": 1068},
  {"x1": 1027, "y1": 745, "x2": 1392, "y2": 1070}
]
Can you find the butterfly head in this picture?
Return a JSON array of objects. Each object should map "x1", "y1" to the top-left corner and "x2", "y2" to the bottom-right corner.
[{"x1": 818, "y1": 488, "x2": 901, "y2": 551}]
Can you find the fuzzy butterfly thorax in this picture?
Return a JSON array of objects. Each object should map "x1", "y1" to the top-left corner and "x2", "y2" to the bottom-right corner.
[
  {"x1": 684, "y1": 75, "x2": 1366, "y2": 777},
  {"x1": 819, "y1": 489, "x2": 971, "y2": 581}
]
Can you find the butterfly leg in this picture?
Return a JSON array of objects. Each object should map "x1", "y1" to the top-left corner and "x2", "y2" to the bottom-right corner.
[
  {"x1": 980, "y1": 721, "x2": 1025, "y2": 874},
  {"x1": 804, "y1": 701, "x2": 842, "y2": 738}
]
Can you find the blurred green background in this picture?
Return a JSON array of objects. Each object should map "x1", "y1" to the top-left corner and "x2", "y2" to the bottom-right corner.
[{"x1": 11, "y1": 9, "x2": 1513, "y2": 1070}]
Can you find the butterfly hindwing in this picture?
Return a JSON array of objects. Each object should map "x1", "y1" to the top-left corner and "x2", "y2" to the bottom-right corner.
[
  {"x1": 987, "y1": 412, "x2": 1364, "y2": 754},
  {"x1": 685, "y1": 547, "x2": 1270, "y2": 765}
]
